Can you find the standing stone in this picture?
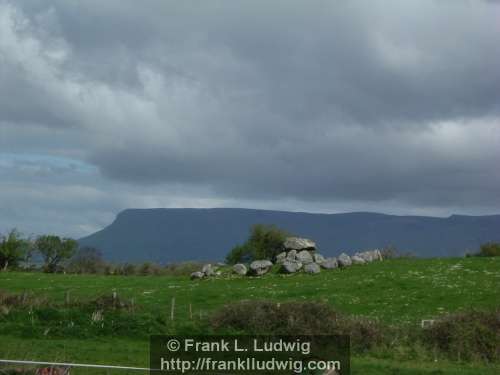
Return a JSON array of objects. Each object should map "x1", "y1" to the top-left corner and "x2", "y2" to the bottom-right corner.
[
  {"x1": 337, "y1": 253, "x2": 352, "y2": 267},
  {"x1": 283, "y1": 237, "x2": 316, "y2": 251},
  {"x1": 249, "y1": 260, "x2": 273, "y2": 276},
  {"x1": 190, "y1": 271, "x2": 205, "y2": 280},
  {"x1": 296, "y1": 250, "x2": 314, "y2": 264},
  {"x1": 232, "y1": 263, "x2": 248, "y2": 276},
  {"x1": 374, "y1": 249, "x2": 383, "y2": 261},
  {"x1": 321, "y1": 257, "x2": 338, "y2": 269},
  {"x1": 304, "y1": 263, "x2": 321, "y2": 274},
  {"x1": 275, "y1": 252, "x2": 287, "y2": 264},
  {"x1": 281, "y1": 260, "x2": 303, "y2": 273},
  {"x1": 351, "y1": 255, "x2": 366, "y2": 265},
  {"x1": 313, "y1": 253, "x2": 326, "y2": 264}
]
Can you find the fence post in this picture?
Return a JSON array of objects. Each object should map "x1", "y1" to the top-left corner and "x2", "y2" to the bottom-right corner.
[{"x1": 170, "y1": 297, "x2": 176, "y2": 321}]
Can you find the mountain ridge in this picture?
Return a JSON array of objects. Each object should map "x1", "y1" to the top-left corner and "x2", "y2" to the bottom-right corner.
[{"x1": 78, "y1": 208, "x2": 500, "y2": 262}]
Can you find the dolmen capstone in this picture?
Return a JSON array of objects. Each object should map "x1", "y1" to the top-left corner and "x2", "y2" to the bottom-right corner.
[{"x1": 283, "y1": 237, "x2": 316, "y2": 251}]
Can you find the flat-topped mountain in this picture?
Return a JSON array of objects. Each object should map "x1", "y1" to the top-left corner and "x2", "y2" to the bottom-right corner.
[{"x1": 78, "y1": 208, "x2": 500, "y2": 262}]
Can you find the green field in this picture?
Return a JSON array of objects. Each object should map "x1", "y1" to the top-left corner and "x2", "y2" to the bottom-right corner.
[{"x1": 1, "y1": 257, "x2": 500, "y2": 374}]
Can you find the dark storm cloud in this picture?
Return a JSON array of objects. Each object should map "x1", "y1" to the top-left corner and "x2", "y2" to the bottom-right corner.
[{"x1": 1, "y1": 0, "x2": 500, "y2": 236}]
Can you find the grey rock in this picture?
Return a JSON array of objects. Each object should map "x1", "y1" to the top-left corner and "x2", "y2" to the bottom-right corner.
[
  {"x1": 313, "y1": 253, "x2": 325, "y2": 264},
  {"x1": 190, "y1": 271, "x2": 205, "y2": 280},
  {"x1": 281, "y1": 260, "x2": 303, "y2": 273},
  {"x1": 296, "y1": 250, "x2": 314, "y2": 264},
  {"x1": 356, "y1": 251, "x2": 373, "y2": 262},
  {"x1": 286, "y1": 249, "x2": 297, "y2": 260},
  {"x1": 374, "y1": 249, "x2": 383, "y2": 261},
  {"x1": 249, "y1": 260, "x2": 273, "y2": 276},
  {"x1": 202, "y1": 264, "x2": 216, "y2": 276},
  {"x1": 275, "y1": 252, "x2": 287, "y2": 264},
  {"x1": 351, "y1": 255, "x2": 366, "y2": 265},
  {"x1": 232, "y1": 263, "x2": 247, "y2": 275},
  {"x1": 321, "y1": 257, "x2": 338, "y2": 269},
  {"x1": 304, "y1": 263, "x2": 321, "y2": 274},
  {"x1": 337, "y1": 253, "x2": 352, "y2": 267},
  {"x1": 283, "y1": 237, "x2": 316, "y2": 251}
]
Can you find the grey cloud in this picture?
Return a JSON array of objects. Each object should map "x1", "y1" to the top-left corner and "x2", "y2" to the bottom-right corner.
[{"x1": 1, "y1": 0, "x2": 500, "y2": 236}]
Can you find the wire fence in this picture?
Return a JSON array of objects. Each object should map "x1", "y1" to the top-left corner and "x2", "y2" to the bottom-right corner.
[{"x1": 0, "y1": 359, "x2": 157, "y2": 374}]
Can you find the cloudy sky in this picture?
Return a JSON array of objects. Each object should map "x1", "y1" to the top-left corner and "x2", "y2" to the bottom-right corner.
[{"x1": 1, "y1": 0, "x2": 499, "y2": 238}]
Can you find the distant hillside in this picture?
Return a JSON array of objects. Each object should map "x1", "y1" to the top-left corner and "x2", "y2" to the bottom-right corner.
[{"x1": 78, "y1": 208, "x2": 500, "y2": 262}]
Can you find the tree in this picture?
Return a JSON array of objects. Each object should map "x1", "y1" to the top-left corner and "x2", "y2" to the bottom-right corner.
[
  {"x1": 0, "y1": 229, "x2": 31, "y2": 270},
  {"x1": 477, "y1": 242, "x2": 500, "y2": 257},
  {"x1": 35, "y1": 235, "x2": 78, "y2": 273},
  {"x1": 67, "y1": 246, "x2": 106, "y2": 274},
  {"x1": 225, "y1": 224, "x2": 290, "y2": 264}
]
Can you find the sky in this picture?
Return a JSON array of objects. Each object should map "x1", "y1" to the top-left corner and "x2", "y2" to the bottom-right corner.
[{"x1": 1, "y1": 0, "x2": 499, "y2": 238}]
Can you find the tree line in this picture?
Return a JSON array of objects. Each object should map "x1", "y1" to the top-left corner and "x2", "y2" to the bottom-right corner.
[
  {"x1": 0, "y1": 229, "x2": 78, "y2": 272},
  {"x1": 0, "y1": 228, "x2": 204, "y2": 276}
]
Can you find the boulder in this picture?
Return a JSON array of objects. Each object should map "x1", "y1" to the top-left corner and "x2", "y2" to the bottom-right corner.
[
  {"x1": 356, "y1": 251, "x2": 373, "y2": 262},
  {"x1": 351, "y1": 255, "x2": 366, "y2": 265},
  {"x1": 202, "y1": 264, "x2": 216, "y2": 276},
  {"x1": 232, "y1": 263, "x2": 247, "y2": 275},
  {"x1": 275, "y1": 252, "x2": 287, "y2": 264},
  {"x1": 313, "y1": 253, "x2": 325, "y2": 264},
  {"x1": 296, "y1": 250, "x2": 314, "y2": 264},
  {"x1": 304, "y1": 263, "x2": 321, "y2": 274},
  {"x1": 286, "y1": 249, "x2": 298, "y2": 260},
  {"x1": 283, "y1": 237, "x2": 316, "y2": 251},
  {"x1": 281, "y1": 260, "x2": 303, "y2": 273},
  {"x1": 190, "y1": 271, "x2": 205, "y2": 280},
  {"x1": 249, "y1": 260, "x2": 273, "y2": 276},
  {"x1": 321, "y1": 257, "x2": 338, "y2": 269},
  {"x1": 337, "y1": 253, "x2": 352, "y2": 267}
]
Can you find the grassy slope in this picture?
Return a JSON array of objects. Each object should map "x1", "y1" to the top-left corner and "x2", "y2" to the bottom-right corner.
[{"x1": 1, "y1": 257, "x2": 500, "y2": 374}]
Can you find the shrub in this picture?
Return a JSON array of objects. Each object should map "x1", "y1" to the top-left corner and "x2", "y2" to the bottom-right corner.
[
  {"x1": 138, "y1": 262, "x2": 162, "y2": 276},
  {"x1": 115, "y1": 263, "x2": 137, "y2": 276},
  {"x1": 210, "y1": 300, "x2": 389, "y2": 352},
  {"x1": 210, "y1": 300, "x2": 338, "y2": 335},
  {"x1": 335, "y1": 315, "x2": 389, "y2": 353},
  {"x1": 0, "y1": 290, "x2": 49, "y2": 313},
  {"x1": 67, "y1": 247, "x2": 107, "y2": 274},
  {"x1": 226, "y1": 224, "x2": 290, "y2": 264},
  {"x1": 380, "y1": 245, "x2": 415, "y2": 259},
  {"x1": 476, "y1": 242, "x2": 500, "y2": 257},
  {"x1": 421, "y1": 309, "x2": 500, "y2": 362}
]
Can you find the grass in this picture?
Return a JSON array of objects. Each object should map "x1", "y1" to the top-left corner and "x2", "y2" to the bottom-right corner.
[
  {"x1": 1, "y1": 257, "x2": 500, "y2": 374},
  {"x1": 2, "y1": 257, "x2": 499, "y2": 323}
]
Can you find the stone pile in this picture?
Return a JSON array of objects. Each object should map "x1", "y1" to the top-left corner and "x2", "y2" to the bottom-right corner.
[
  {"x1": 190, "y1": 237, "x2": 384, "y2": 280},
  {"x1": 190, "y1": 263, "x2": 221, "y2": 280}
]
